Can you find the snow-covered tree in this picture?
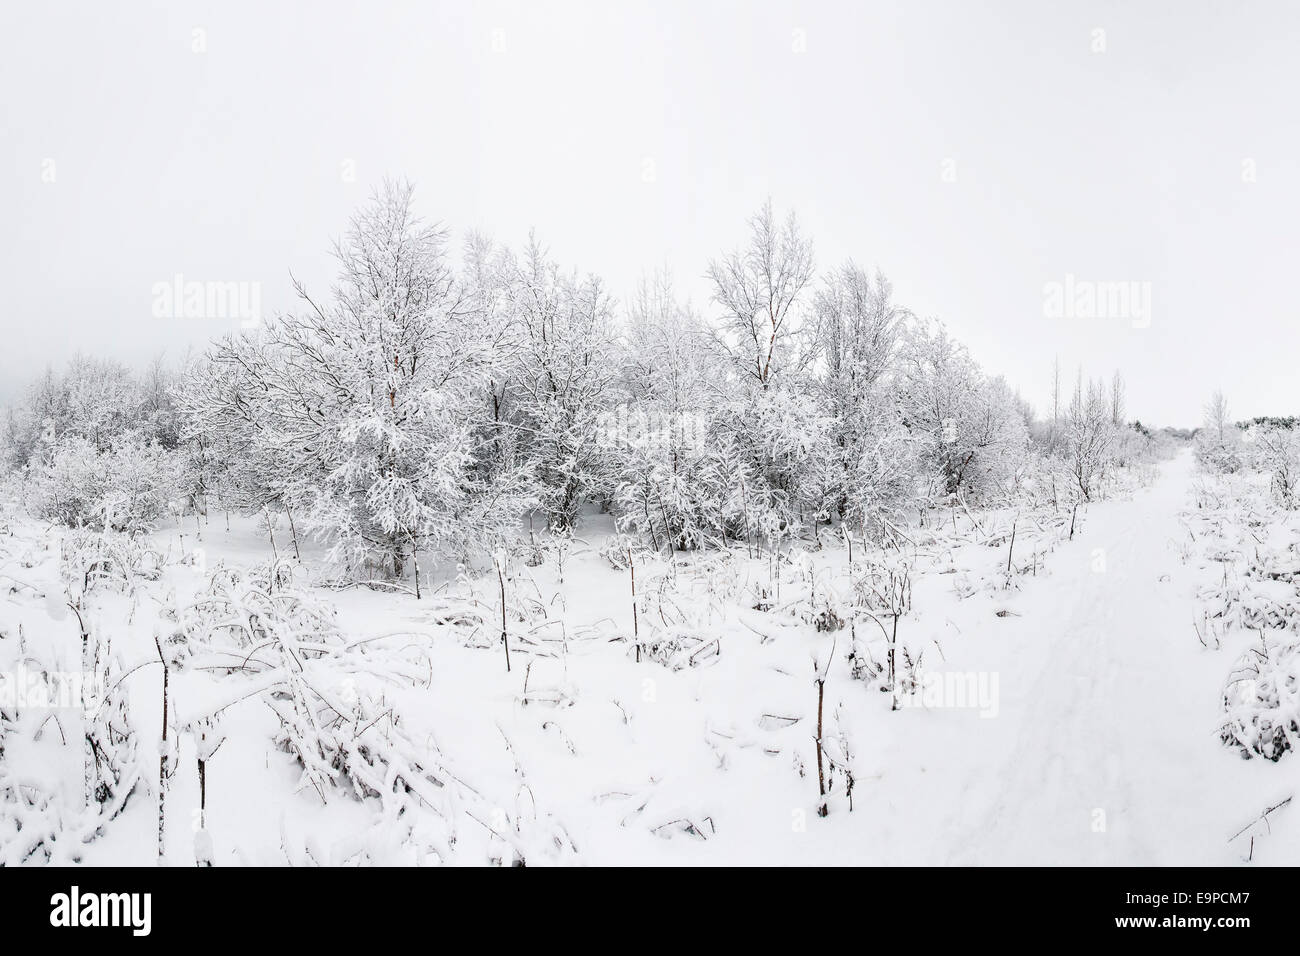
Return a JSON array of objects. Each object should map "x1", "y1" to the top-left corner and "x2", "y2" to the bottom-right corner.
[
  {"x1": 897, "y1": 321, "x2": 1027, "y2": 503},
  {"x1": 707, "y1": 199, "x2": 815, "y2": 389},
  {"x1": 1196, "y1": 389, "x2": 1243, "y2": 474},
  {"x1": 1060, "y1": 374, "x2": 1117, "y2": 500},
  {"x1": 608, "y1": 270, "x2": 748, "y2": 549},
  {"x1": 178, "y1": 180, "x2": 533, "y2": 579},
  {"x1": 2, "y1": 354, "x2": 181, "y2": 473},
  {"x1": 721, "y1": 385, "x2": 837, "y2": 538},
  {"x1": 61, "y1": 356, "x2": 142, "y2": 454},
  {"x1": 810, "y1": 262, "x2": 916, "y2": 530},
  {"x1": 491, "y1": 234, "x2": 622, "y2": 531}
]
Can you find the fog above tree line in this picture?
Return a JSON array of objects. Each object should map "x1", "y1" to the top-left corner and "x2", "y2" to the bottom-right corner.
[{"x1": 4, "y1": 1, "x2": 1298, "y2": 425}]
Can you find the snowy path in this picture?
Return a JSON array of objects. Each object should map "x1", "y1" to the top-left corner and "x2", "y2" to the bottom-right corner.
[{"x1": 916, "y1": 451, "x2": 1278, "y2": 865}]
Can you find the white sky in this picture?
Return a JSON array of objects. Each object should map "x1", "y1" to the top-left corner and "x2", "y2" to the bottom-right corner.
[{"x1": 3, "y1": 0, "x2": 1298, "y2": 427}]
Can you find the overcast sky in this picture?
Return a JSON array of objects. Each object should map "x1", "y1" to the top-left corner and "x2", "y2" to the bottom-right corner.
[{"x1": 3, "y1": 0, "x2": 1298, "y2": 426}]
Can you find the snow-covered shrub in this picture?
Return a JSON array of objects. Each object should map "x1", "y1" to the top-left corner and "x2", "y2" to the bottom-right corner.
[
  {"x1": 178, "y1": 563, "x2": 422, "y2": 799},
  {"x1": 1221, "y1": 634, "x2": 1300, "y2": 761},
  {"x1": 611, "y1": 432, "x2": 754, "y2": 551},
  {"x1": 1061, "y1": 377, "x2": 1115, "y2": 501},
  {"x1": 1105, "y1": 423, "x2": 1139, "y2": 471},
  {"x1": 897, "y1": 322, "x2": 1028, "y2": 504},
  {"x1": 636, "y1": 626, "x2": 721, "y2": 670},
  {"x1": 1195, "y1": 390, "x2": 1244, "y2": 475},
  {"x1": 597, "y1": 534, "x2": 646, "y2": 569},
  {"x1": 659, "y1": 547, "x2": 746, "y2": 609},
  {"x1": 29, "y1": 435, "x2": 177, "y2": 533},
  {"x1": 1196, "y1": 432, "x2": 1245, "y2": 476},
  {"x1": 26, "y1": 435, "x2": 105, "y2": 528},
  {"x1": 0, "y1": 599, "x2": 140, "y2": 864},
  {"x1": 83, "y1": 632, "x2": 142, "y2": 810},
  {"x1": 709, "y1": 388, "x2": 837, "y2": 543},
  {"x1": 610, "y1": 271, "x2": 761, "y2": 550},
  {"x1": 764, "y1": 552, "x2": 849, "y2": 632},
  {"x1": 1249, "y1": 424, "x2": 1300, "y2": 509},
  {"x1": 849, "y1": 555, "x2": 914, "y2": 703},
  {"x1": 0, "y1": 726, "x2": 76, "y2": 864},
  {"x1": 1011, "y1": 450, "x2": 1082, "y2": 514},
  {"x1": 175, "y1": 562, "x2": 568, "y2": 862},
  {"x1": 59, "y1": 528, "x2": 162, "y2": 598},
  {"x1": 100, "y1": 437, "x2": 179, "y2": 532},
  {"x1": 840, "y1": 416, "x2": 921, "y2": 536}
]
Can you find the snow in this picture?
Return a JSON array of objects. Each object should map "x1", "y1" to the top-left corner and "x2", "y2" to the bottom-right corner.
[{"x1": 4, "y1": 447, "x2": 1293, "y2": 865}]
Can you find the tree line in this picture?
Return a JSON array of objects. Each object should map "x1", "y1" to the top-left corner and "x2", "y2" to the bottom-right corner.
[{"x1": 2, "y1": 181, "x2": 1165, "y2": 578}]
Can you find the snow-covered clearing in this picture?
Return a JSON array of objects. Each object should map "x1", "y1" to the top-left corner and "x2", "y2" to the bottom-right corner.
[{"x1": 4, "y1": 448, "x2": 1289, "y2": 866}]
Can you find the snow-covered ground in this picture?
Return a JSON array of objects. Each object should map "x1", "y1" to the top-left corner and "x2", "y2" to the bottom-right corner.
[
  {"x1": 2, "y1": 449, "x2": 1295, "y2": 865},
  {"x1": 901, "y1": 449, "x2": 1288, "y2": 865}
]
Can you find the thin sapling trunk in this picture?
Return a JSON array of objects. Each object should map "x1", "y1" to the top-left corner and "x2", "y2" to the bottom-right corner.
[
  {"x1": 629, "y1": 549, "x2": 640, "y2": 663},
  {"x1": 496, "y1": 556, "x2": 511, "y2": 673}
]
